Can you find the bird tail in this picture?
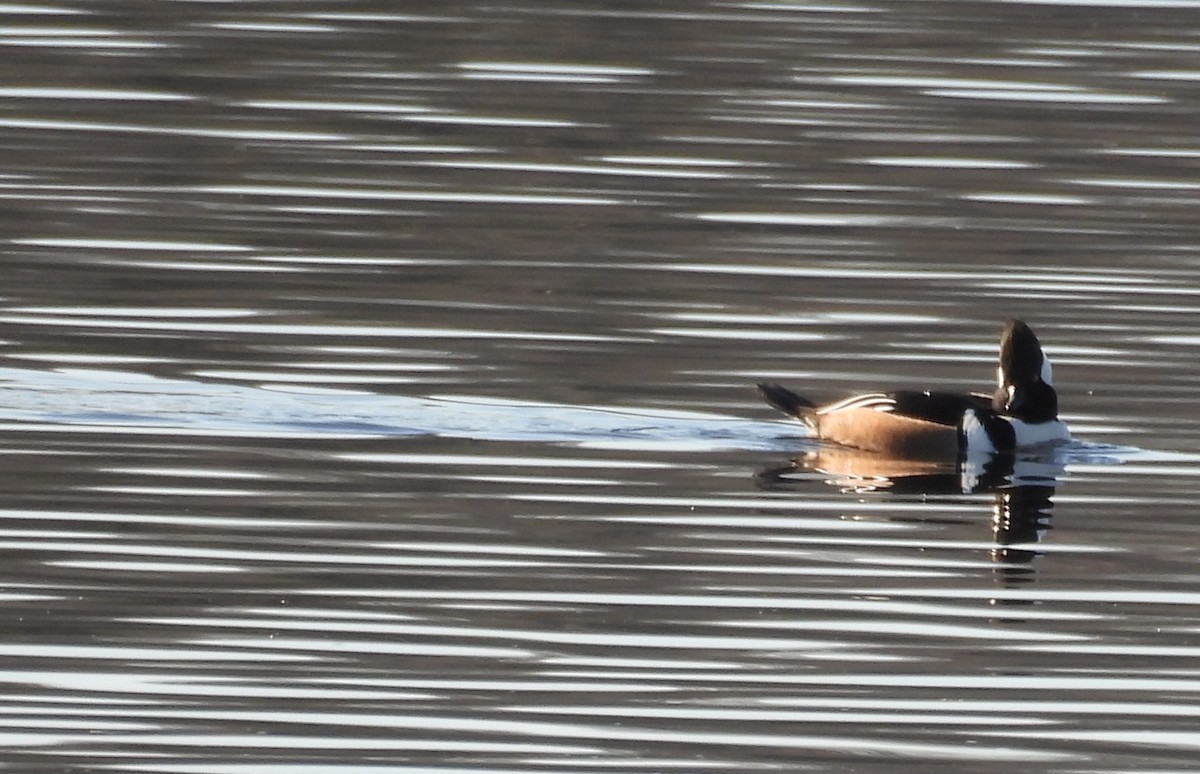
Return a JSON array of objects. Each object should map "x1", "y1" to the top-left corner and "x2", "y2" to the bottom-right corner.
[{"x1": 757, "y1": 383, "x2": 818, "y2": 431}]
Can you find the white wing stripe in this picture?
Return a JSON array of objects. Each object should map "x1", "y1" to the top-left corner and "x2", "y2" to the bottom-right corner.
[{"x1": 817, "y1": 393, "x2": 895, "y2": 414}]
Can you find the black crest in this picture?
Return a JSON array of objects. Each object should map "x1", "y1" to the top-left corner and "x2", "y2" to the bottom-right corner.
[{"x1": 997, "y1": 319, "x2": 1044, "y2": 386}]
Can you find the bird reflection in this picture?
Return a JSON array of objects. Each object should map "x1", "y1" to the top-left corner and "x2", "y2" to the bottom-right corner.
[{"x1": 757, "y1": 447, "x2": 1062, "y2": 565}]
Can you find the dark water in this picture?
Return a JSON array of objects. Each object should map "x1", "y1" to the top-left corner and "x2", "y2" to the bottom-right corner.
[{"x1": 2, "y1": 1, "x2": 1200, "y2": 771}]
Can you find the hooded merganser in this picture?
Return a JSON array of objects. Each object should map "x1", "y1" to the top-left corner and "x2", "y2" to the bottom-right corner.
[{"x1": 758, "y1": 319, "x2": 1070, "y2": 458}]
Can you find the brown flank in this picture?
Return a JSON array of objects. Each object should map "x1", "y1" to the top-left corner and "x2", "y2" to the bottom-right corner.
[{"x1": 814, "y1": 407, "x2": 959, "y2": 458}]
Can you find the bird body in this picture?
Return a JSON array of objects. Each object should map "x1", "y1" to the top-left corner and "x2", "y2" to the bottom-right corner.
[{"x1": 758, "y1": 320, "x2": 1070, "y2": 458}]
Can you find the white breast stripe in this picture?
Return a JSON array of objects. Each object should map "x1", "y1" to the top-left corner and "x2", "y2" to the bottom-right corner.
[
  {"x1": 960, "y1": 410, "x2": 996, "y2": 454},
  {"x1": 1009, "y1": 418, "x2": 1071, "y2": 446}
]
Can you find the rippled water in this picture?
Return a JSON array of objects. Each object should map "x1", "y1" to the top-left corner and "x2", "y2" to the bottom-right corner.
[{"x1": 3, "y1": 1, "x2": 1200, "y2": 771}]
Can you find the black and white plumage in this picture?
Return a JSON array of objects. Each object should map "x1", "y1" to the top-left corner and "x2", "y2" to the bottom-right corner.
[{"x1": 758, "y1": 319, "x2": 1070, "y2": 458}]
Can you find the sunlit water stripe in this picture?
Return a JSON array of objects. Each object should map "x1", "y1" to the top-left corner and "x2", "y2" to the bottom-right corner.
[
  {"x1": 52, "y1": 731, "x2": 591, "y2": 755},
  {"x1": 0, "y1": 707, "x2": 1070, "y2": 762},
  {"x1": 53, "y1": 560, "x2": 244, "y2": 573},
  {"x1": 664, "y1": 311, "x2": 943, "y2": 325},
  {"x1": 8, "y1": 662, "x2": 1089, "y2": 754},
  {"x1": 978, "y1": 279, "x2": 1200, "y2": 295},
  {"x1": 603, "y1": 154, "x2": 751, "y2": 167},
  {"x1": 187, "y1": 370, "x2": 446, "y2": 384},
  {"x1": 0, "y1": 539, "x2": 611, "y2": 571},
  {"x1": 542, "y1": 669, "x2": 1200, "y2": 693},
  {"x1": 211, "y1": 361, "x2": 457, "y2": 372},
  {"x1": 1065, "y1": 176, "x2": 1200, "y2": 190},
  {"x1": 339, "y1": 453, "x2": 674, "y2": 469},
  {"x1": 0, "y1": 508, "x2": 367, "y2": 530},
  {"x1": 498, "y1": 5, "x2": 884, "y2": 20},
  {"x1": 302, "y1": 11, "x2": 470, "y2": 22},
  {"x1": 509, "y1": 704, "x2": 1055, "y2": 726},
  {"x1": 0, "y1": 421, "x2": 381, "y2": 439},
  {"x1": 823, "y1": 74, "x2": 1167, "y2": 104},
  {"x1": 0, "y1": 4, "x2": 89, "y2": 13},
  {"x1": 999, "y1": 0, "x2": 1200, "y2": 5},
  {"x1": 0, "y1": 87, "x2": 190, "y2": 100},
  {"x1": 194, "y1": 637, "x2": 532, "y2": 661},
  {"x1": 1149, "y1": 334, "x2": 1200, "y2": 345},
  {"x1": 928, "y1": 88, "x2": 1165, "y2": 103},
  {"x1": 293, "y1": 590, "x2": 1103, "y2": 621},
  {"x1": 240, "y1": 98, "x2": 431, "y2": 114},
  {"x1": 845, "y1": 588, "x2": 1200, "y2": 606},
  {"x1": 0, "y1": 117, "x2": 344, "y2": 140},
  {"x1": 1008, "y1": 642, "x2": 1200, "y2": 658},
  {"x1": 461, "y1": 474, "x2": 627, "y2": 485},
  {"x1": 0, "y1": 645, "x2": 313, "y2": 663},
  {"x1": 689, "y1": 211, "x2": 1134, "y2": 235},
  {"x1": 326, "y1": 142, "x2": 490, "y2": 154},
  {"x1": 457, "y1": 62, "x2": 657, "y2": 78},
  {"x1": 3, "y1": 180, "x2": 628, "y2": 207},
  {"x1": 626, "y1": 261, "x2": 1180, "y2": 285},
  {"x1": 147, "y1": 616, "x2": 846, "y2": 652},
  {"x1": 766, "y1": 696, "x2": 1200, "y2": 717},
  {"x1": 205, "y1": 21, "x2": 339, "y2": 32},
  {"x1": 0, "y1": 593, "x2": 60, "y2": 603},
  {"x1": 854, "y1": 157, "x2": 1037, "y2": 169},
  {"x1": 728, "y1": 96, "x2": 890, "y2": 111},
  {"x1": 681, "y1": 535, "x2": 1115, "y2": 554},
  {"x1": 3, "y1": 676, "x2": 650, "y2": 707},
  {"x1": 713, "y1": 618, "x2": 1083, "y2": 642},
  {"x1": 0, "y1": 30, "x2": 168, "y2": 49},
  {"x1": 3, "y1": 678, "x2": 435, "y2": 703},
  {"x1": 508, "y1": 493, "x2": 983, "y2": 512},
  {"x1": 414, "y1": 158, "x2": 757, "y2": 180},
  {"x1": 453, "y1": 60, "x2": 657, "y2": 82},
  {"x1": 403, "y1": 113, "x2": 597, "y2": 128},
  {"x1": 962, "y1": 192, "x2": 1096, "y2": 205},
  {"x1": 194, "y1": 183, "x2": 629, "y2": 205},
  {"x1": 648, "y1": 327, "x2": 828, "y2": 341},
  {"x1": 694, "y1": 212, "x2": 910, "y2": 227},
  {"x1": 85, "y1": 485, "x2": 279, "y2": 496},
  {"x1": 1103, "y1": 147, "x2": 1200, "y2": 157},
  {"x1": 8, "y1": 305, "x2": 259, "y2": 316},
  {"x1": 0, "y1": 718, "x2": 148, "y2": 733},
  {"x1": 978, "y1": 728, "x2": 1200, "y2": 751},
  {"x1": 0, "y1": 314, "x2": 636, "y2": 341},
  {"x1": 13, "y1": 238, "x2": 252, "y2": 251},
  {"x1": 252, "y1": 255, "x2": 458, "y2": 266},
  {"x1": 106, "y1": 261, "x2": 306, "y2": 274}
]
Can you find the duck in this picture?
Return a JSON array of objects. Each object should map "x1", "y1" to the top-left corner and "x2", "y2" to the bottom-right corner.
[{"x1": 757, "y1": 319, "x2": 1070, "y2": 458}]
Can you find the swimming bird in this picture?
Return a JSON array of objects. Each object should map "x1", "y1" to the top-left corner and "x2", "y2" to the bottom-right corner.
[{"x1": 757, "y1": 319, "x2": 1070, "y2": 457}]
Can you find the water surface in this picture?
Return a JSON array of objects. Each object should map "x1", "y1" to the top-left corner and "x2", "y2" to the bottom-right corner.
[{"x1": 2, "y1": 1, "x2": 1200, "y2": 772}]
